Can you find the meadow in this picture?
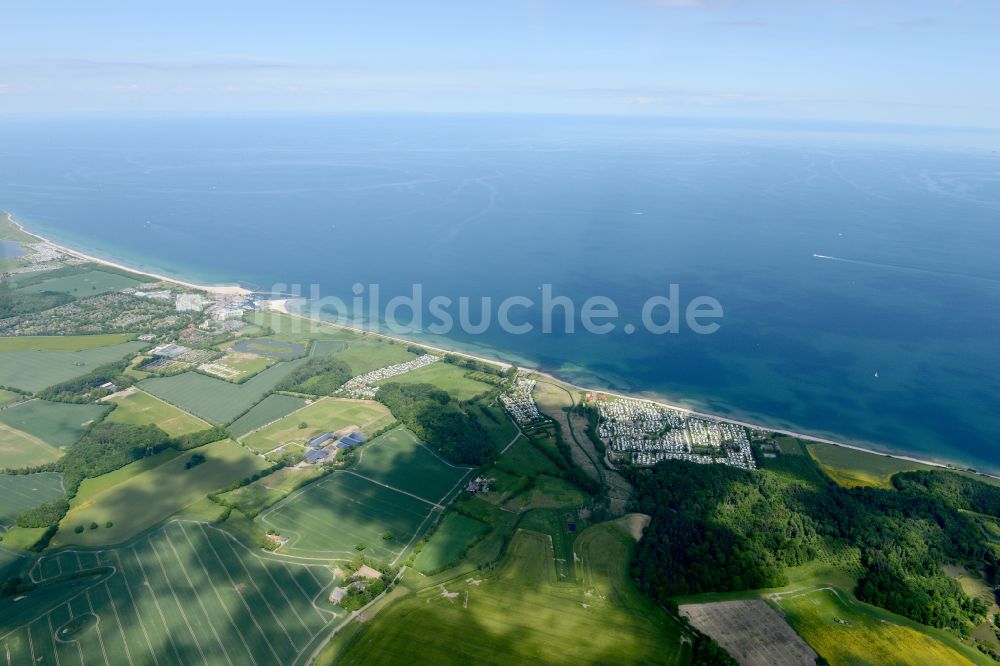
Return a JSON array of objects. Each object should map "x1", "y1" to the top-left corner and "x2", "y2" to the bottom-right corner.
[
  {"x1": 55, "y1": 439, "x2": 268, "y2": 546},
  {"x1": 805, "y1": 442, "x2": 937, "y2": 489},
  {"x1": 218, "y1": 466, "x2": 327, "y2": 517},
  {"x1": 228, "y1": 394, "x2": 307, "y2": 438},
  {"x1": 260, "y1": 472, "x2": 436, "y2": 563},
  {"x1": 377, "y1": 362, "x2": 493, "y2": 401},
  {"x1": 0, "y1": 472, "x2": 64, "y2": 529},
  {"x1": 502, "y1": 475, "x2": 590, "y2": 512},
  {"x1": 0, "y1": 333, "x2": 133, "y2": 352},
  {"x1": 411, "y1": 512, "x2": 491, "y2": 575},
  {"x1": 18, "y1": 268, "x2": 142, "y2": 296},
  {"x1": 0, "y1": 520, "x2": 342, "y2": 666},
  {"x1": 332, "y1": 337, "x2": 416, "y2": 375},
  {"x1": 0, "y1": 340, "x2": 147, "y2": 393},
  {"x1": 0, "y1": 389, "x2": 20, "y2": 406},
  {"x1": 105, "y1": 388, "x2": 209, "y2": 436},
  {"x1": 242, "y1": 398, "x2": 393, "y2": 453},
  {"x1": 139, "y1": 359, "x2": 306, "y2": 424},
  {"x1": 0, "y1": 400, "x2": 107, "y2": 468},
  {"x1": 199, "y1": 352, "x2": 275, "y2": 381},
  {"x1": 774, "y1": 586, "x2": 986, "y2": 665},
  {"x1": 334, "y1": 522, "x2": 689, "y2": 665},
  {"x1": 352, "y1": 428, "x2": 472, "y2": 504}
]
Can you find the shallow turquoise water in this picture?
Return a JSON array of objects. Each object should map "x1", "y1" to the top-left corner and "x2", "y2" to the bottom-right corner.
[{"x1": 1, "y1": 116, "x2": 998, "y2": 472}]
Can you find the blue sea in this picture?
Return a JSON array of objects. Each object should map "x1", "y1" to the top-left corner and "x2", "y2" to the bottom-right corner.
[{"x1": 1, "y1": 115, "x2": 998, "y2": 472}]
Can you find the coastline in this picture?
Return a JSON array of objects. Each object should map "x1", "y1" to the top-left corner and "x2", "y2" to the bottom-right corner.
[
  {"x1": 3, "y1": 211, "x2": 250, "y2": 296},
  {"x1": 6, "y1": 211, "x2": 998, "y2": 482}
]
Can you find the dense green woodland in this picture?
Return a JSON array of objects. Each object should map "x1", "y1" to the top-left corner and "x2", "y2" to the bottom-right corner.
[
  {"x1": 376, "y1": 382, "x2": 492, "y2": 464},
  {"x1": 275, "y1": 355, "x2": 352, "y2": 395},
  {"x1": 628, "y1": 454, "x2": 999, "y2": 635}
]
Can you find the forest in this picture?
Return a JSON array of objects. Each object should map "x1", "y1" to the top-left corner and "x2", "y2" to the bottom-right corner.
[
  {"x1": 376, "y1": 382, "x2": 492, "y2": 464},
  {"x1": 627, "y1": 454, "x2": 998, "y2": 635}
]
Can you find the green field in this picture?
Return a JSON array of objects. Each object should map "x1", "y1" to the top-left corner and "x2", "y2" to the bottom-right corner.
[
  {"x1": 807, "y1": 442, "x2": 938, "y2": 489},
  {"x1": 470, "y1": 403, "x2": 519, "y2": 451},
  {"x1": 353, "y1": 428, "x2": 472, "y2": 504},
  {"x1": 261, "y1": 472, "x2": 436, "y2": 562},
  {"x1": 55, "y1": 439, "x2": 269, "y2": 546},
  {"x1": 494, "y1": 436, "x2": 561, "y2": 478},
  {"x1": 333, "y1": 337, "x2": 416, "y2": 375},
  {"x1": 200, "y1": 351, "x2": 276, "y2": 381},
  {"x1": 334, "y1": 521, "x2": 689, "y2": 665},
  {"x1": 0, "y1": 400, "x2": 107, "y2": 468},
  {"x1": 0, "y1": 340, "x2": 147, "y2": 393},
  {"x1": 229, "y1": 393, "x2": 308, "y2": 438},
  {"x1": 0, "y1": 334, "x2": 134, "y2": 352},
  {"x1": 139, "y1": 359, "x2": 306, "y2": 424},
  {"x1": 243, "y1": 398, "x2": 393, "y2": 453},
  {"x1": 0, "y1": 473, "x2": 64, "y2": 529},
  {"x1": 218, "y1": 466, "x2": 328, "y2": 517},
  {"x1": 0, "y1": 520, "x2": 341, "y2": 666},
  {"x1": 0, "y1": 390, "x2": 21, "y2": 406},
  {"x1": 377, "y1": 362, "x2": 493, "y2": 400},
  {"x1": 775, "y1": 586, "x2": 986, "y2": 665},
  {"x1": 18, "y1": 268, "x2": 142, "y2": 296},
  {"x1": 503, "y1": 475, "x2": 590, "y2": 512},
  {"x1": 106, "y1": 388, "x2": 209, "y2": 436},
  {"x1": 412, "y1": 512, "x2": 491, "y2": 574}
]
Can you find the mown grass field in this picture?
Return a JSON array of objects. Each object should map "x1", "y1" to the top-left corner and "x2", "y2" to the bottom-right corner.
[
  {"x1": 17, "y1": 268, "x2": 142, "y2": 296},
  {"x1": 806, "y1": 442, "x2": 938, "y2": 489},
  {"x1": 0, "y1": 400, "x2": 107, "y2": 468},
  {"x1": 139, "y1": 359, "x2": 306, "y2": 424},
  {"x1": 0, "y1": 520, "x2": 342, "y2": 666},
  {"x1": 228, "y1": 393, "x2": 307, "y2": 438},
  {"x1": 105, "y1": 388, "x2": 209, "y2": 436},
  {"x1": 774, "y1": 586, "x2": 987, "y2": 665},
  {"x1": 353, "y1": 428, "x2": 471, "y2": 504},
  {"x1": 0, "y1": 334, "x2": 134, "y2": 352},
  {"x1": 0, "y1": 340, "x2": 147, "y2": 393},
  {"x1": 377, "y1": 362, "x2": 493, "y2": 401},
  {"x1": 412, "y1": 512, "x2": 491, "y2": 575},
  {"x1": 55, "y1": 439, "x2": 268, "y2": 546},
  {"x1": 0, "y1": 472, "x2": 64, "y2": 529},
  {"x1": 261, "y1": 472, "x2": 435, "y2": 562},
  {"x1": 335, "y1": 522, "x2": 689, "y2": 665},
  {"x1": 243, "y1": 398, "x2": 393, "y2": 453}
]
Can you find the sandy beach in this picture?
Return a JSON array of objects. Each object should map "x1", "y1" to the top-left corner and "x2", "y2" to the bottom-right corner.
[
  {"x1": 4, "y1": 211, "x2": 251, "y2": 296},
  {"x1": 266, "y1": 299, "x2": 996, "y2": 480},
  {"x1": 6, "y1": 212, "x2": 995, "y2": 482}
]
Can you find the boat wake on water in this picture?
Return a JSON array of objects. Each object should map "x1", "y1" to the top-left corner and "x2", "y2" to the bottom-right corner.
[{"x1": 812, "y1": 253, "x2": 1000, "y2": 285}]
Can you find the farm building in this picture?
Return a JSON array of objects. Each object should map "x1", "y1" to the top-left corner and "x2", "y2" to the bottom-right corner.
[
  {"x1": 308, "y1": 432, "x2": 334, "y2": 448},
  {"x1": 150, "y1": 343, "x2": 190, "y2": 358},
  {"x1": 345, "y1": 432, "x2": 368, "y2": 444},
  {"x1": 304, "y1": 449, "x2": 330, "y2": 464}
]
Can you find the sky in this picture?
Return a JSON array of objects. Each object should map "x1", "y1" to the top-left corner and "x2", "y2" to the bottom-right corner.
[{"x1": 1, "y1": 0, "x2": 998, "y2": 127}]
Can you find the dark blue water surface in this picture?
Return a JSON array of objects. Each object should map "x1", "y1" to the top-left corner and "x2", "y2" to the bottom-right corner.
[{"x1": 1, "y1": 116, "x2": 998, "y2": 471}]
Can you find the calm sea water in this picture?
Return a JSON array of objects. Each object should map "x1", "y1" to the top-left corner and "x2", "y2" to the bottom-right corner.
[{"x1": 1, "y1": 116, "x2": 998, "y2": 472}]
